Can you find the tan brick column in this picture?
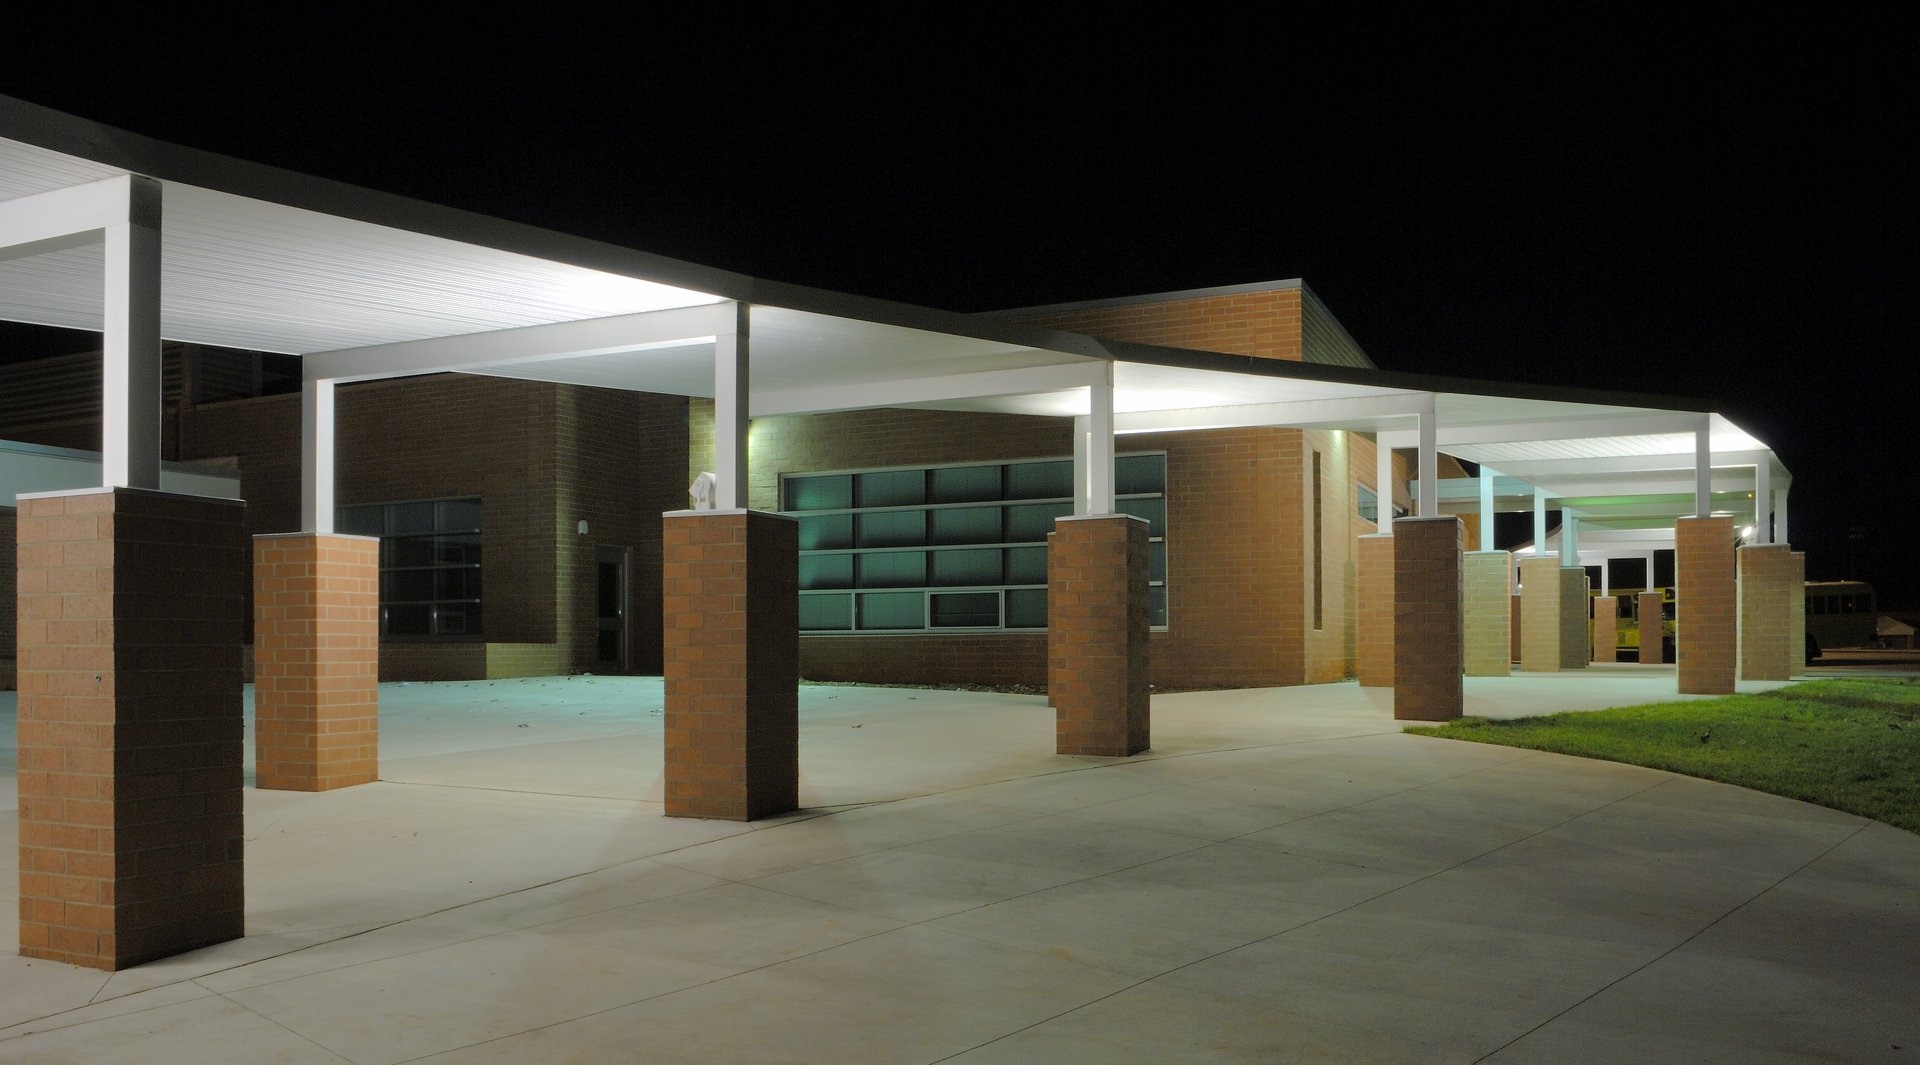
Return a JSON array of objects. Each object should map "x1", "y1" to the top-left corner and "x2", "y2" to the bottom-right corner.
[
  {"x1": 1393, "y1": 516, "x2": 1463, "y2": 721},
  {"x1": 1592, "y1": 594, "x2": 1618, "y2": 662},
  {"x1": 1790, "y1": 551, "x2": 1807, "y2": 674},
  {"x1": 1738, "y1": 543, "x2": 1796, "y2": 681},
  {"x1": 1638, "y1": 590, "x2": 1665, "y2": 664},
  {"x1": 662, "y1": 510, "x2": 797, "y2": 820},
  {"x1": 1048, "y1": 515, "x2": 1150, "y2": 756},
  {"x1": 1677, "y1": 515, "x2": 1736, "y2": 694},
  {"x1": 1463, "y1": 550, "x2": 1511, "y2": 676},
  {"x1": 1517, "y1": 557, "x2": 1563, "y2": 671},
  {"x1": 252, "y1": 534, "x2": 379, "y2": 791},
  {"x1": 1356, "y1": 533, "x2": 1395, "y2": 687},
  {"x1": 15, "y1": 488, "x2": 246, "y2": 969},
  {"x1": 1558, "y1": 569, "x2": 1590, "y2": 669}
]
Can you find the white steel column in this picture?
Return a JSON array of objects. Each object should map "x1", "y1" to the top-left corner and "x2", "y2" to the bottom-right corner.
[
  {"x1": 1755, "y1": 459, "x2": 1773, "y2": 544},
  {"x1": 1478, "y1": 465, "x2": 1496, "y2": 551},
  {"x1": 1601, "y1": 558, "x2": 1610, "y2": 595},
  {"x1": 101, "y1": 176, "x2": 163, "y2": 490},
  {"x1": 1775, "y1": 488, "x2": 1789, "y2": 544},
  {"x1": 1534, "y1": 488, "x2": 1550, "y2": 559},
  {"x1": 1694, "y1": 420, "x2": 1712, "y2": 518},
  {"x1": 1416, "y1": 398, "x2": 1438, "y2": 518},
  {"x1": 1079, "y1": 363, "x2": 1115, "y2": 516},
  {"x1": 300, "y1": 379, "x2": 336, "y2": 534},
  {"x1": 1377, "y1": 437, "x2": 1394, "y2": 535},
  {"x1": 1071, "y1": 416, "x2": 1090, "y2": 514},
  {"x1": 713, "y1": 302, "x2": 750, "y2": 510},
  {"x1": 1645, "y1": 552, "x2": 1656, "y2": 590},
  {"x1": 1561, "y1": 514, "x2": 1579, "y2": 566}
]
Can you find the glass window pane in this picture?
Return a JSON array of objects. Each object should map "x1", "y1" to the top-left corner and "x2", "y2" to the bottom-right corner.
[
  {"x1": 798, "y1": 514, "x2": 853, "y2": 551},
  {"x1": 386, "y1": 604, "x2": 430, "y2": 635},
  {"x1": 857, "y1": 591, "x2": 923, "y2": 630},
  {"x1": 337, "y1": 506, "x2": 383, "y2": 536},
  {"x1": 1005, "y1": 588, "x2": 1047, "y2": 628},
  {"x1": 386, "y1": 570, "x2": 434, "y2": 602},
  {"x1": 931, "y1": 548, "x2": 1001, "y2": 587},
  {"x1": 785, "y1": 475, "x2": 852, "y2": 511},
  {"x1": 930, "y1": 507, "x2": 1001, "y2": 545},
  {"x1": 930, "y1": 592, "x2": 999, "y2": 627},
  {"x1": 1149, "y1": 541, "x2": 1167, "y2": 583},
  {"x1": 858, "y1": 510, "x2": 925, "y2": 548},
  {"x1": 1007, "y1": 546, "x2": 1048, "y2": 584},
  {"x1": 434, "y1": 604, "x2": 481, "y2": 636},
  {"x1": 435, "y1": 568, "x2": 481, "y2": 601},
  {"x1": 1150, "y1": 587, "x2": 1168, "y2": 627},
  {"x1": 389, "y1": 501, "x2": 435, "y2": 535},
  {"x1": 799, "y1": 553, "x2": 853, "y2": 590},
  {"x1": 437, "y1": 498, "x2": 482, "y2": 532},
  {"x1": 1116, "y1": 498, "x2": 1166, "y2": 537},
  {"x1": 1006, "y1": 460, "x2": 1072, "y2": 500},
  {"x1": 929, "y1": 465, "x2": 1001, "y2": 503},
  {"x1": 800, "y1": 593, "x2": 852, "y2": 631},
  {"x1": 1356, "y1": 483, "x2": 1379, "y2": 523},
  {"x1": 1115, "y1": 454, "x2": 1165, "y2": 495},
  {"x1": 389, "y1": 537, "x2": 436, "y2": 568},
  {"x1": 857, "y1": 551, "x2": 925, "y2": 588},
  {"x1": 858, "y1": 469, "x2": 925, "y2": 508},
  {"x1": 436, "y1": 534, "x2": 482, "y2": 565},
  {"x1": 1006, "y1": 502, "x2": 1071, "y2": 542}
]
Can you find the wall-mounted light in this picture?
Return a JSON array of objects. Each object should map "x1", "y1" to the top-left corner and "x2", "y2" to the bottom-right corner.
[{"x1": 578, "y1": 520, "x2": 589, "y2": 536}]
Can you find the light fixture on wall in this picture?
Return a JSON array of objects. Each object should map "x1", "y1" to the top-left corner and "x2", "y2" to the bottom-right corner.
[{"x1": 578, "y1": 520, "x2": 589, "y2": 536}]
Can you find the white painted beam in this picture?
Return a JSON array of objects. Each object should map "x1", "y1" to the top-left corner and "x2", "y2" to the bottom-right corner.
[
  {"x1": 301, "y1": 378, "x2": 335, "y2": 534},
  {"x1": 301, "y1": 301, "x2": 736, "y2": 383},
  {"x1": 714, "y1": 302, "x2": 750, "y2": 510},
  {"x1": 753, "y1": 361, "x2": 1106, "y2": 418},
  {"x1": 0, "y1": 175, "x2": 140, "y2": 261},
  {"x1": 1481, "y1": 449, "x2": 1775, "y2": 479},
  {"x1": 1378, "y1": 412, "x2": 1706, "y2": 449},
  {"x1": 1112, "y1": 391, "x2": 1430, "y2": 434},
  {"x1": 101, "y1": 177, "x2": 162, "y2": 490}
]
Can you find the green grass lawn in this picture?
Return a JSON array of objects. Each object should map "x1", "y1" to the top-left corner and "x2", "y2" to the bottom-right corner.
[{"x1": 1406, "y1": 678, "x2": 1920, "y2": 833}]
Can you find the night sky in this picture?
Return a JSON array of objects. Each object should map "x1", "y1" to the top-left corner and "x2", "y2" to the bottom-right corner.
[{"x1": 3, "y1": 8, "x2": 1915, "y2": 602}]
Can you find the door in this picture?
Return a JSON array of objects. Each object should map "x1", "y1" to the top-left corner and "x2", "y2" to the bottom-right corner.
[{"x1": 595, "y1": 545, "x2": 629, "y2": 672}]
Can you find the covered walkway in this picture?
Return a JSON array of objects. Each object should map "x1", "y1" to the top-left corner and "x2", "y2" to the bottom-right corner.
[{"x1": 2, "y1": 674, "x2": 1915, "y2": 1063}]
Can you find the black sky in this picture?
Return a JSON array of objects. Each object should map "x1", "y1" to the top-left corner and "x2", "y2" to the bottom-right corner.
[{"x1": 3, "y1": 6, "x2": 1916, "y2": 602}]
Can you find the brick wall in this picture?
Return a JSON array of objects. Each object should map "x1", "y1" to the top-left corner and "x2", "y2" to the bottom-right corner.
[
  {"x1": 1518, "y1": 558, "x2": 1563, "y2": 671},
  {"x1": 1677, "y1": 516, "x2": 1737, "y2": 694},
  {"x1": 1005, "y1": 287, "x2": 1306, "y2": 362},
  {"x1": 1592, "y1": 595, "x2": 1617, "y2": 663},
  {"x1": 1463, "y1": 550, "x2": 1512, "y2": 676},
  {"x1": 1355, "y1": 534, "x2": 1395, "y2": 686},
  {"x1": 15, "y1": 488, "x2": 246, "y2": 969},
  {"x1": 1738, "y1": 544, "x2": 1796, "y2": 681},
  {"x1": 1049, "y1": 515, "x2": 1150, "y2": 756},
  {"x1": 252, "y1": 533, "x2": 379, "y2": 791},
  {"x1": 1392, "y1": 516, "x2": 1463, "y2": 721},
  {"x1": 661, "y1": 510, "x2": 798, "y2": 820},
  {"x1": 1638, "y1": 590, "x2": 1666, "y2": 664},
  {"x1": 1790, "y1": 552, "x2": 1806, "y2": 675},
  {"x1": 1558, "y1": 568, "x2": 1591, "y2": 669}
]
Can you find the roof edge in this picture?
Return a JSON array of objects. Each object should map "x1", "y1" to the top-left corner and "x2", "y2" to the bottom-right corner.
[{"x1": 979, "y1": 279, "x2": 1305, "y2": 318}]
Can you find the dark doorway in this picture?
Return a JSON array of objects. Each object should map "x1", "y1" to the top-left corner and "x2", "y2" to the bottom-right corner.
[{"x1": 595, "y1": 545, "x2": 629, "y2": 672}]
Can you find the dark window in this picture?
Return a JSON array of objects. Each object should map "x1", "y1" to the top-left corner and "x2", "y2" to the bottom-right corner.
[{"x1": 337, "y1": 497, "x2": 482, "y2": 638}]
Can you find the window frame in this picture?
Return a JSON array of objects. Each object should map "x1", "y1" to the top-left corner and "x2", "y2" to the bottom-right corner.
[{"x1": 336, "y1": 496, "x2": 484, "y2": 640}]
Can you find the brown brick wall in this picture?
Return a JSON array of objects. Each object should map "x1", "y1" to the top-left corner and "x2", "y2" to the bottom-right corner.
[
  {"x1": 252, "y1": 533, "x2": 379, "y2": 791},
  {"x1": 1463, "y1": 550, "x2": 1512, "y2": 676},
  {"x1": 1392, "y1": 516, "x2": 1463, "y2": 721},
  {"x1": 16, "y1": 488, "x2": 246, "y2": 969},
  {"x1": 1005, "y1": 287, "x2": 1305, "y2": 362},
  {"x1": 1677, "y1": 516, "x2": 1737, "y2": 694},
  {"x1": 661, "y1": 511, "x2": 799, "y2": 820},
  {"x1": 1557, "y1": 568, "x2": 1591, "y2": 670},
  {"x1": 1738, "y1": 544, "x2": 1796, "y2": 681},
  {"x1": 1592, "y1": 595, "x2": 1618, "y2": 663},
  {"x1": 1049, "y1": 515, "x2": 1150, "y2": 756},
  {"x1": 1790, "y1": 552, "x2": 1806, "y2": 675},
  {"x1": 1638, "y1": 590, "x2": 1665, "y2": 664},
  {"x1": 1355, "y1": 534, "x2": 1395, "y2": 686}
]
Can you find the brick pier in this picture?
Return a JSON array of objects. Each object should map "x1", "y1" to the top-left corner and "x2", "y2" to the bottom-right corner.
[{"x1": 1048, "y1": 514, "x2": 1150, "y2": 756}]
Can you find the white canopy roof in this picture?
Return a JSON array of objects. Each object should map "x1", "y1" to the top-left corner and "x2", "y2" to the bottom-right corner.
[{"x1": 0, "y1": 95, "x2": 1788, "y2": 538}]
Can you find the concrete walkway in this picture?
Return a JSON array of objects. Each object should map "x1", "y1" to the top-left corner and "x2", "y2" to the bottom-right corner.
[{"x1": 1, "y1": 669, "x2": 1916, "y2": 1063}]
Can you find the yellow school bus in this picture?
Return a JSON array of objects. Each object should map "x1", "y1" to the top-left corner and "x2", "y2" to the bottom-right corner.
[{"x1": 1611, "y1": 588, "x2": 1676, "y2": 659}]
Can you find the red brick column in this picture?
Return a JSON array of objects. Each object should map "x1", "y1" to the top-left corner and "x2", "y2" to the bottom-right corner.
[
  {"x1": 1638, "y1": 590, "x2": 1665, "y2": 664},
  {"x1": 1738, "y1": 543, "x2": 1796, "y2": 681},
  {"x1": 1048, "y1": 515, "x2": 1149, "y2": 756},
  {"x1": 252, "y1": 533, "x2": 379, "y2": 791},
  {"x1": 1392, "y1": 516, "x2": 1463, "y2": 721},
  {"x1": 1677, "y1": 515, "x2": 1736, "y2": 694},
  {"x1": 15, "y1": 487, "x2": 246, "y2": 969},
  {"x1": 1356, "y1": 533, "x2": 1395, "y2": 687},
  {"x1": 662, "y1": 510, "x2": 797, "y2": 820},
  {"x1": 1592, "y1": 594, "x2": 1618, "y2": 663}
]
